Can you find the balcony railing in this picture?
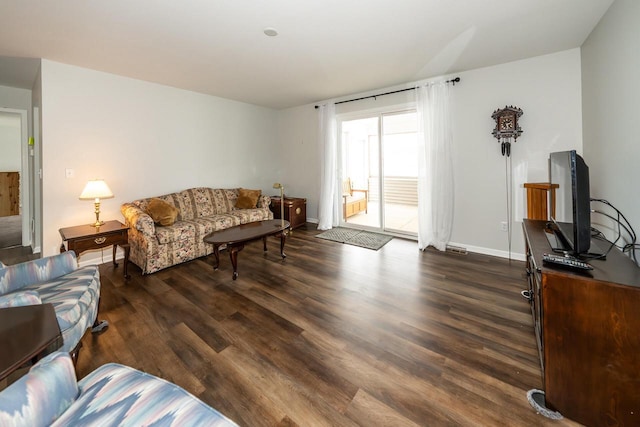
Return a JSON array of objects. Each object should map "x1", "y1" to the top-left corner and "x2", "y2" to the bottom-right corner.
[{"x1": 366, "y1": 176, "x2": 417, "y2": 206}]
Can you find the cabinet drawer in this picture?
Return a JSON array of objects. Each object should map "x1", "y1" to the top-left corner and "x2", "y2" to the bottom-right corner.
[{"x1": 67, "y1": 231, "x2": 127, "y2": 253}]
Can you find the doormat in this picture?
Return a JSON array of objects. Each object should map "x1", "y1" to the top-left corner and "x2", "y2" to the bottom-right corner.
[{"x1": 316, "y1": 227, "x2": 393, "y2": 250}]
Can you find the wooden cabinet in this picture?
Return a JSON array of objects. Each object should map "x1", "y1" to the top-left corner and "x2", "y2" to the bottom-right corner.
[
  {"x1": 0, "y1": 172, "x2": 19, "y2": 216},
  {"x1": 522, "y1": 220, "x2": 640, "y2": 426},
  {"x1": 270, "y1": 197, "x2": 306, "y2": 230},
  {"x1": 524, "y1": 182, "x2": 558, "y2": 220}
]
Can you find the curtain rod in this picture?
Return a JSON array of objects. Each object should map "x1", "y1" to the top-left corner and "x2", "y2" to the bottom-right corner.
[{"x1": 314, "y1": 77, "x2": 460, "y2": 109}]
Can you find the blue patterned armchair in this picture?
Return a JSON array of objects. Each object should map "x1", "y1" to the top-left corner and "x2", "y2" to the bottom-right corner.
[
  {"x1": 0, "y1": 351, "x2": 238, "y2": 426},
  {"x1": 0, "y1": 252, "x2": 103, "y2": 361}
]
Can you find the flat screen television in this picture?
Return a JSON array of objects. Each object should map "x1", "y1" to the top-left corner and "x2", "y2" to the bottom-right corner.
[{"x1": 548, "y1": 150, "x2": 592, "y2": 256}]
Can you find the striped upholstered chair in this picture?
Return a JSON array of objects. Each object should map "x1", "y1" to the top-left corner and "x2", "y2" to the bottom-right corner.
[
  {"x1": 0, "y1": 351, "x2": 238, "y2": 426},
  {"x1": 0, "y1": 252, "x2": 105, "y2": 363}
]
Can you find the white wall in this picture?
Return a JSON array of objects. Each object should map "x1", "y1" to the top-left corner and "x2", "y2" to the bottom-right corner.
[
  {"x1": 0, "y1": 113, "x2": 21, "y2": 171},
  {"x1": 582, "y1": 0, "x2": 639, "y2": 256},
  {"x1": 276, "y1": 104, "x2": 321, "y2": 219},
  {"x1": 0, "y1": 84, "x2": 31, "y2": 126},
  {"x1": 277, "y1": 49, "x2": 584, "y2": 258},
  {"x1": 40, "y1": 60, "x2": 279, "y2": 259},
  {"x1": 451, "y1": 49, "x2": 582, "y2": 258}
]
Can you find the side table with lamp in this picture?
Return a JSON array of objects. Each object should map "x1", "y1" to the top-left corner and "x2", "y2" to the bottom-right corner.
[{"x1": 59, "y1": 179, "x2": 130, "y2": 279}]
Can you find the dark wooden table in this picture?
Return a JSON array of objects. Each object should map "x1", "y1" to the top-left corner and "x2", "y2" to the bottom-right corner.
[
  {"x1": 270, "y1": 196, "x2": 307, "y2": 230},
  {"x1": 0, "y1": 304, "x2": 62, "y2": 381},
  {"x1": 59, "y1": 220, "x2": 130, "y2": 278},
  {"x1": 203, "y1": 219, "x2": 290, "y2": 280}
]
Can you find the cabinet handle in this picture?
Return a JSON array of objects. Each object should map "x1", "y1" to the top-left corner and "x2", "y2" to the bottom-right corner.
[{"x1": 94, "y1": 237, "x2": 107, "y2": 244}]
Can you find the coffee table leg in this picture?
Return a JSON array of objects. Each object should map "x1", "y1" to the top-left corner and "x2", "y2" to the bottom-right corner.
[
  {"x1": 263, "y1": 236, "x2": 267, "y2": 252},
  {"x1": 229, "y1": 244, "x2": 245, "y2": 280},
  {"x1": 213, "y1": 244, "x2": 220, "y2": 270},
  {"x1": 280, "y1": 230, "x2": 287, "y2": 259}
]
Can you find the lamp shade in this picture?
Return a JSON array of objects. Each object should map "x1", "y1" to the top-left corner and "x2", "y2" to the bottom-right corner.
[{"x1": 79, "y1": 180, "x2": 114, "y2": 200}]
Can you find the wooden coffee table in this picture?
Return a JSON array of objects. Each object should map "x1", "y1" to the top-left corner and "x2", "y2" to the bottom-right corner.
[{"x1": 203, "y1": 219, "x2": 290, "y2": 280}]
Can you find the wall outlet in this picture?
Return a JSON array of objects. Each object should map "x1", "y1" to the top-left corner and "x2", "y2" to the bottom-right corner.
[{"x1": 500, "y1": 221, "x2": 509, "y2": 232}]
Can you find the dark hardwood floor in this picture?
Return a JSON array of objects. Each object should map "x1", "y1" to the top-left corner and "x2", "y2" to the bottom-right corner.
[{"x1": 72, "y1": 224, "x2": 580, "y2": 426}]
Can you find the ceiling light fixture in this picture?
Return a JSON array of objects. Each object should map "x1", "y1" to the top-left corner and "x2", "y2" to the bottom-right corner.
[{"x1": 263, "y1": 27, "x2": 278, "y2": 37}]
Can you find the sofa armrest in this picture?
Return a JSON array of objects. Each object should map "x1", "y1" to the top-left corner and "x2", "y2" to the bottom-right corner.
[
  {"x1": 0, "y1": 252, "x2": 78, "y2": 295},
  {"x1": 121, "y1": 203, "x2": 156, "y2": 237},
  {"x1": 0, "y1": 290, "x2": 42, "y2": 308},
  {"x1": 0, "y1": 351, "x2": 78, "y2": 427},
  {"x1": 257, "y1": 195, "x2": 271, "y2": 209}
]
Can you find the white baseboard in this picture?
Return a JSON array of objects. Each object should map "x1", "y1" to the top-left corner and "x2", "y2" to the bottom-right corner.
[
  {"x1": 76, "y1": 248, "x2": 125, "y2": 268},
  {"x1": 448, "y1": 241, "x2": 526, "y2": 261}
]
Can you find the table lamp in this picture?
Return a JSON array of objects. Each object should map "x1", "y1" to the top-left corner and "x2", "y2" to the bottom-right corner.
[
  {"x1": 273, "y1": 182, "x2": 284, "y2": 228},
  {"x1": 79, "y1": 179, "x2": 114, "y2": 227}
]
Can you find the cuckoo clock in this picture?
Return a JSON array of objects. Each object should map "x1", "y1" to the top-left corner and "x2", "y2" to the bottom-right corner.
[{"x1": 491, "y1": 105, "x2": 523, "y2": 156}]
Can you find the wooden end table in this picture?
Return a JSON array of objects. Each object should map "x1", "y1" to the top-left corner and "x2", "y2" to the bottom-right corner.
[
  {"x1": 0, "y1": 304, "x2": 62, "y2": 381},
  {"x1": 270, "y1": 196, "x2": 307, "y2": 230},
  {"x1": 59, "y1": 220, "x2": 130, "y2": 279},
  {"x1": 203, "y1": 219, "x2": 290, "y2": 280}
]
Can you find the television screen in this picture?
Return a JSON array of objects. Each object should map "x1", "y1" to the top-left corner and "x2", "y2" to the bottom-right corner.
[{"x1": 549, "y1": 150, "x2": 592, "y2": 255}]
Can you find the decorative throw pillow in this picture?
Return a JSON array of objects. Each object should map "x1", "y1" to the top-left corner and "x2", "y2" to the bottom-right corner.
[
  {"x1": 146, "y1": 198, "x2": 179, "y2": 226},
  {"x1": 235, "y1": 188, "x2": 261, "y2": 209}
]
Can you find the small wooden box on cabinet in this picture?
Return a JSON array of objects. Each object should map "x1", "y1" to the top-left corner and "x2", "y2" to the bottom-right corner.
[
  {"x1": 524, "y1": 182, "x2": 558, "y2": 220},
  {"x1": 270, "y1": 196, "x2": 306, "y2": 230}
]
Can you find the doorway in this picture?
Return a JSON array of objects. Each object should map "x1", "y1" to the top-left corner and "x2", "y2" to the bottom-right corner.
[
  {"x1": 0, "y1": 109, "x2": 30, "y2": 249},
  {"x1": 339, "y1": 110, "x2": 418, "y2": 236}
]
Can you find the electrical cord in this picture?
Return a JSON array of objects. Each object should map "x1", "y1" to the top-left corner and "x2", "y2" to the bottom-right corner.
[
  {"x1": 590, "y1": 198, "x2": 638, "y2": 266},
  {"x1": 591, "y1": 199, "x2": 636, "y2": 242},
  {"x1": 624, "y1": 243, "x2": 640, "y2": 265}
]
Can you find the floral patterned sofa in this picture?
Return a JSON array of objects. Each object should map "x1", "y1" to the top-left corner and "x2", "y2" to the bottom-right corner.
[
  {"x1": 0, "y1": 351, "x2": 238, "y2": 426},
  {"x1": 121, "y1": 187, "x2": 272, "y2": 274}
]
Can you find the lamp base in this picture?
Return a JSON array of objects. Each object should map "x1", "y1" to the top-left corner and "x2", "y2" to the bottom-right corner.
[{"x1": 91, "y1": 201, "x2": 104, "y2": 228}]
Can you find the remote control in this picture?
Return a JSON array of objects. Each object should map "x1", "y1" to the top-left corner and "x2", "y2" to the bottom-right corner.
[{"x1": 542, "y1": 253, "x2": 593, "y2": 270}]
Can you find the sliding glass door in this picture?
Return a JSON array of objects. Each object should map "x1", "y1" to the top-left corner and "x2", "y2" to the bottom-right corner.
[{"x1": 339, "y1": 110, "x2": 418, "y2": 236}]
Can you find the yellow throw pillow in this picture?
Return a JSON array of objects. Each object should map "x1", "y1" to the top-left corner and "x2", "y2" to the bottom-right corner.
[
  {"x1": 235, "y1": 188, "x2": 261, "y2": 209},
  {"x1": 146, "y1": 198, "x2": 179, "y2": 226}
]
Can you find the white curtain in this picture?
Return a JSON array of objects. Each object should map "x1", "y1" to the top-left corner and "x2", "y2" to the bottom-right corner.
[
  {"x1": 416, "y1": 83, "x2": 454, "y2": 251},
  {"x1": 317, "y1": 103, "x2": 339, "y2": 230}
]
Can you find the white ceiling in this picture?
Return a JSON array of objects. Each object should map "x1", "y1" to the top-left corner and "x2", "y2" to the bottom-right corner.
[{"x1": 0, "y1": 0, "x2": 613, "y2": 109}]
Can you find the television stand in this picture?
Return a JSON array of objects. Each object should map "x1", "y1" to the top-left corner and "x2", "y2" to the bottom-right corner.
[{"x1": 523, "y1": 219, "x2": 640, "y2": 426}]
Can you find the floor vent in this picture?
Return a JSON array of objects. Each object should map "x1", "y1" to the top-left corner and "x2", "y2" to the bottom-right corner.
[{"x1": 446, "y1": 245, "x2": 467, "y2": 255}]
